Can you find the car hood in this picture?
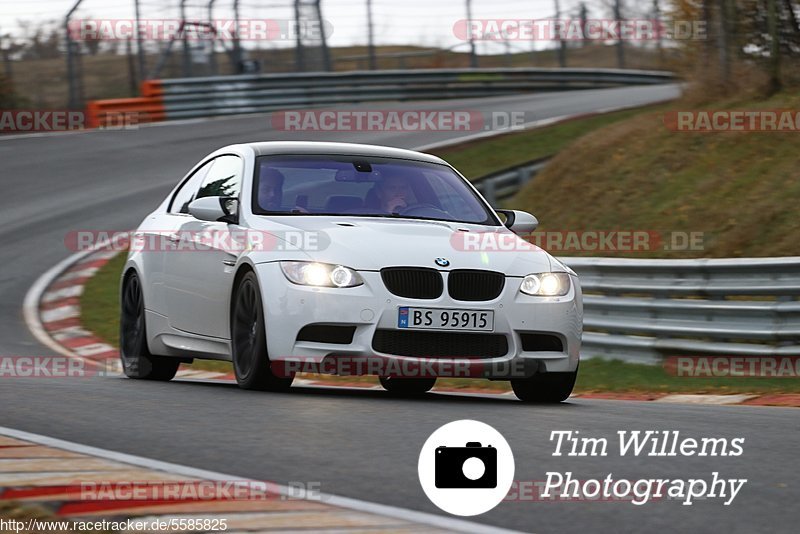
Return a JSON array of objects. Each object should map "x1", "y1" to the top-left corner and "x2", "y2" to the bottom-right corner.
[{"x1": 246, "y1": 216, "x2": 554, "y2": 276}]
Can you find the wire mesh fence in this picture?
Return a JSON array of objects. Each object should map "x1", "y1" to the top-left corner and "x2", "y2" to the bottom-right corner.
[{"x1": 1, "y1": 0, "x2": 684, "y2": 108}]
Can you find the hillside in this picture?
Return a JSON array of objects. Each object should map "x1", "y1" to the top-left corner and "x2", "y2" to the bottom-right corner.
[{"x1": 507, "y1": 90, "x2": 800, "y2": 258}]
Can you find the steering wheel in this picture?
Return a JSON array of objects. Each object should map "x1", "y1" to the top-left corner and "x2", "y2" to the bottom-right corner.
[{"x1": 399, "y1": 203, "x2": 451, "y2": 218}]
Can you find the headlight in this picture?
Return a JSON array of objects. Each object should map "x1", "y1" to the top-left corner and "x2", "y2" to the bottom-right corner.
[
  {"x1": 280, "y1": 261, "x2": 363, "y2": 288},
  {"x1": 520, "y1": 272, "x2": 571, "y2": 296}
]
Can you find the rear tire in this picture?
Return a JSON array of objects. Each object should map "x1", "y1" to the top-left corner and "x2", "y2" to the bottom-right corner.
[
  {"x1": 231, "y1": 272, "x2": 294, "y2": 391},
  {"x1": 510, "y1": 365, "x2": 578, "y2": 403},
  {"x1": 119, "y1": 272, "x2": 180, "y2": 381},
  {"x1": 379, "y1": 376, "x2": 435, "y2": 395}
]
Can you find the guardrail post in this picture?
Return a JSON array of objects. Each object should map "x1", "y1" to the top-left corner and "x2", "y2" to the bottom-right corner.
[
  {"x1": 482, "y1": 179, "x2": 497, "y2": 206},
  {"x1": 517, "y1": 167, "x2": 529, "y2": 189}
]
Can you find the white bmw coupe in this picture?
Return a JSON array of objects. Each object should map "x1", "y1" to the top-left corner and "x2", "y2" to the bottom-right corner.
[{"x1": 120, "y1": 142, "x2": 582, "y2": 402}]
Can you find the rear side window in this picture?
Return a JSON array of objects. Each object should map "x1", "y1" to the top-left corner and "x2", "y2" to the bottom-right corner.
[
  {"x1": 196, "y1": 155, "x2": 243, "y2": 200},
  {"x1": 168, "y1": 155, "x2": 243, "y2": 214},
  {"x1": 169, "y1": 160, "x2": 213, "y2": 214}
]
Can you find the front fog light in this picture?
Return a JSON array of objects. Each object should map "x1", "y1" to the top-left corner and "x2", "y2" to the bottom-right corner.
[
  {"x1": 280, "y1": 261, "x2": 363, "y2": 288},
  {"x1": 520, "y1": 272, "x2": 571, "y2": 296}
]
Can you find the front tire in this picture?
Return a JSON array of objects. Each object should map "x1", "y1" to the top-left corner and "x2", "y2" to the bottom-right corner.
[
  {"x1": 379, "y1": 376, "x2": 436, "y2": 395},
  {"x1": 119, "y1": 272, "x2": 180, "y2": 381},
  {"x1": 231, "y1": 272, "x2": 294, "y2": 391},
  {"x1": 510, "y1": 365, "x2": 578, "y2": 403}
]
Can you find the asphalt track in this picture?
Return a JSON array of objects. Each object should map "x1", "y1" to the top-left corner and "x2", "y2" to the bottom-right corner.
[{"x1": 3, "y1": 84, "x2": 797, "y2": 533}]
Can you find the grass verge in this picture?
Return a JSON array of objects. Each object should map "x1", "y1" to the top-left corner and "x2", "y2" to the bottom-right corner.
[
  {"x1": 432, "y1": 105, "x2": 665, "y2": 180},
  {"x1": 80, "y1": 252, "x2": 800, "y2": 395}
]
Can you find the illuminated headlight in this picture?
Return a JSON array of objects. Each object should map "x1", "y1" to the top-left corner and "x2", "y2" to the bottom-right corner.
[
  {"x1": 280, "y1": 261, "x2": 363, "y2": 288},
  {"x1": 520, "y1": 272, "x2": 571, "y2": 296}
]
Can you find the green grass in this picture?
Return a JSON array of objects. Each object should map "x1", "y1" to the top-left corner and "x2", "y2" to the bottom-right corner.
[
  {"x1": 80, "y1": 252, "x2": 799, "y2": 395},
  {"x1": 80, "y1": 251, "x2": 127, "y2": 348},
  {"x1": 502, "y1": 91, "x2": 800, "y2": 258},
  {"x1": 432, "y1": 106, "x2": 663, "y2": 180},
  {"x1": 574, "y1": 359, "x2": 800, "y2": 394}
]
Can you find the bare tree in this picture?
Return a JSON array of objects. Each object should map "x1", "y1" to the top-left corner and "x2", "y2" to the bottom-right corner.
[{"x1": 767, "y1": 0, "x2": 781, "y2": 92}]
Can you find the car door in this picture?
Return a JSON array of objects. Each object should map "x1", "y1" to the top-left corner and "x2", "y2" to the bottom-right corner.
[
  {"x1": 164, "y1": 154, "x2": 244, "y2": 339},
  {"x1": 139, "y1": 159, "x2": 213, "y2": 316}
]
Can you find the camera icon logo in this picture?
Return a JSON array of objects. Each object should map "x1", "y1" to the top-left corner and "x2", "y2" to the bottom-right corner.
[
  {"x1": 435, "y1": 442, "x2": 497, "y2": 488},
  {"x1": 418, "y1": 420, "x2": 514, "y2": 516}
]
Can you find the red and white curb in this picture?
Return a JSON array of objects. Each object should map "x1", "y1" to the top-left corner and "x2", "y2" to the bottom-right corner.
[{"x1": 23, "y1": 243, "x2": 231, "y2": 380}]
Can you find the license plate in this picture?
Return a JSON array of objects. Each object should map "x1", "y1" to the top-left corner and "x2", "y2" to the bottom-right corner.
[{"x1": 398, "y1": 307, "x2": 494, "y2": 332}]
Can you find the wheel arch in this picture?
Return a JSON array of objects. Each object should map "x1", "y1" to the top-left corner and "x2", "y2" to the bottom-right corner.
[
  {"x1": 230, "y1": 262, "x2": 257, "y2": 333},
  {"x1": 119, "y1": 263, "x2": 140, "y2": 303}
]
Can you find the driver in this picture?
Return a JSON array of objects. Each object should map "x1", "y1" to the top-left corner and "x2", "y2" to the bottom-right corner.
[
  {"x1": 374, "y1": 173, "x2": 411, "y2": 213},
  {"x1": 258, "y1": 167, "x2": 285, "y2": 210}
]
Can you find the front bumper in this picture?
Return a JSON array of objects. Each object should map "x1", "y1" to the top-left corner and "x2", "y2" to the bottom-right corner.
[{"x1": 255, "y1": 262, "x2": 582, "y2": 379}]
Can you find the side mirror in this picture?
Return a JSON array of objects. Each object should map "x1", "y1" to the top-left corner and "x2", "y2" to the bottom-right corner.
[
  {"x1": 188, "y1": 196, "x2": 238, "y2": 224},
  {"x1": 496, "y1": 209, "x2": 538, "y2": 234}
]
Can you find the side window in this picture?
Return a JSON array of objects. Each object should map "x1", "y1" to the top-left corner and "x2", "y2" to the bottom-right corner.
[
  {"x1": 196, "y1": 155, "x2": 243, "y2": 201},
  {"x1": 169, "y1": 160, "x2": 213, "y2": 214}
]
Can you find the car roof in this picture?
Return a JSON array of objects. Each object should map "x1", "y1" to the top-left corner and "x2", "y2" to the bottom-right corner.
[{"x1": 243, "y1": 141, "x2": 448, "y2": 165}]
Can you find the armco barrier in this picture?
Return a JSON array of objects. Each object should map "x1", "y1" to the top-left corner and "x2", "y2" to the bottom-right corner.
[
  {"x1": 473, "y1": 157, "x2": 550, "y2": 205},
  {"x1": 86, "y1": 67, "x2": 676, "y2": 124},
  {"x1": 85, "y1": 97, "x2": 164, "y2": 128},
  {"x1": 562, "y1": 257, "x2": 800, "y2": 364}
]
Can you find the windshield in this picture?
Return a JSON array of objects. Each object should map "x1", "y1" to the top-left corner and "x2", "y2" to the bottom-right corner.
[{"x1": 252, "y1": 155, "x2": 499, "y2": 225}]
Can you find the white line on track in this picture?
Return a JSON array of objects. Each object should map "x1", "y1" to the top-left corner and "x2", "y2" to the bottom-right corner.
[{"x1": 0, "y1": 426, "x2": 524, "y2": 534}]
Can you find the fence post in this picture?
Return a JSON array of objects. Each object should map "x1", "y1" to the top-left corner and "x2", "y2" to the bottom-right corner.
[{"x1": 65, "y1": 0, "x2": 84, "y2": 110}]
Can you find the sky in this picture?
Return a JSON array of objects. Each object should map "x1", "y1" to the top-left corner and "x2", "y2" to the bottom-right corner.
[{"x1": 0, "y1": 0, "x2": 631, "y2": 53}]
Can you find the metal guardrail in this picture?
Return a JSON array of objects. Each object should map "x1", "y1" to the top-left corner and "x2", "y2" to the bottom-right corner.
[
  {"x1": 151, "y1": 68, "x2": 674, "y2": 120},
  {"x1": 561, "y1": 257, "x2": 800, "y2": 364},
  {"x1": 86, "y1": 67, "x2": 674, "y2": 124},
  {"x1": 473, "y1": 157, "x2": 550, "y2": 205}
]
